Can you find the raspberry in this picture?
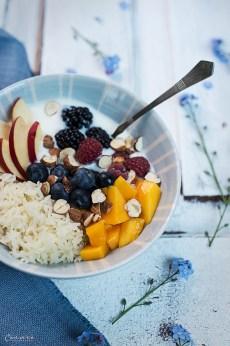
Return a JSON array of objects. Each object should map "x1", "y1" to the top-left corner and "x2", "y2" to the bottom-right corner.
[
  {"x1": 124, "y1": 156, "x2": 150, "y2": 177},
  {"x1": 76, "y1": 138, "x2": 103, "y2": 164},
  {"x1": 108, "y1": 163, "x2": 128, "y2": 179}
]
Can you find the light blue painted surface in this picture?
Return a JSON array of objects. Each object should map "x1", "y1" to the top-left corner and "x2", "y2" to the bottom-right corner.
[{"x1": 54, "y1": 237, "x2": 230, "y2": 346}]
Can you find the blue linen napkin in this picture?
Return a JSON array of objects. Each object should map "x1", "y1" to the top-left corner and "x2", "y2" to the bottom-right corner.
[{"x1": 0, "y1": 29, "x2": 110, "y2": 346}]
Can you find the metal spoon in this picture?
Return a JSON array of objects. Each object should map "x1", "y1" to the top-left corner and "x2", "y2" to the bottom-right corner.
[{"x1": 112, "y1": 60, "x2": 214, "y2": 138}]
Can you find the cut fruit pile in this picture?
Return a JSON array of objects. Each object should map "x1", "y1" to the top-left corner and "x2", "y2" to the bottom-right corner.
[
  {"x1": 80, "y1": 179, "x2": 161, "y2": 260},
  {"x1": 0, "y1": 98, "x2": 162, "y2": 264},
  {"x1": 0, "y1": 98, "x2": 43, "y2": 180}
]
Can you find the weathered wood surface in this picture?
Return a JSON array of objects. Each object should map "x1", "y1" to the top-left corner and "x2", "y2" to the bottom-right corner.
[{"x1": 54, "y1": 238, "x2": 230, "y2": 346}]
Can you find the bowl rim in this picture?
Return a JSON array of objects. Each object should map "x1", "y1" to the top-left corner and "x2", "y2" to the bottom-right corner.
[{"x1": 0, "y1": 73, "x2": 181, "y2": 279}]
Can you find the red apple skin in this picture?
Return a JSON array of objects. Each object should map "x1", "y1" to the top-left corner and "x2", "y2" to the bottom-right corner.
[
  {"x1": 28, "y1": 121, "x2": 39, "y2": 163},
  {"x1": 0, "y1": 139, "x2": 23, "y2": 181},
  {"x1": 9, "y1": 118, "x2": 27, "y2": 179},
  {"x1": 0, "y1": 139, "x2": 11, "y2": 173}
]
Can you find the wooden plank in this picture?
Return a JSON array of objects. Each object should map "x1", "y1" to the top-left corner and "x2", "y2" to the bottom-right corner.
[
  {"x1": 165, "y1": 195, "x2": 230, "y2": 237},
  {"x1": 0, "y1": 0, "x2": 7, "y2": 26},
  {"x1": 54, "y1": 237, "x2": 230, "y2": 346},
  {"x1": 168, "y1": 0, "x2": 230, "y2": 196},
  {"x1": 1, "y1": 0, "x2": 43, "y2": 73},
  {"x1": 42, "y1": 0, "x2": 135, "y2": 89}
]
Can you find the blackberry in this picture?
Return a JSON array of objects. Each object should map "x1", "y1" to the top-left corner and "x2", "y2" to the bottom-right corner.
[
  {"x1": 86, "y1": 127, "x2": 111, "y2": 148},
  {"x1": 55, "y1": 128, "x2": 85, "y2": 149},
  {"x1": 62, "y1": 106, "x2": 93, "y2": 129}
]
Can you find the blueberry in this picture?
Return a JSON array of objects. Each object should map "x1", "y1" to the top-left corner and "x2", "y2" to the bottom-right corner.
[
  {"x1": 70, "y1": 189, "x2": 91, "y2": 209},
  {"x1": 50, "y1": 164, "x2": 68, "y2": 181},
  {"x1": 26, "y1": 163, "x2": 49, "y2": 183},
  {"x1": 96, "y1": 171, "x2": 115, "y2": 188},
  {"x1": 50, "y1": 183, "x2": 69, "y2": 201},
  {"x1": 71, "y1": 168, "x2": 96, "y2": 190}
]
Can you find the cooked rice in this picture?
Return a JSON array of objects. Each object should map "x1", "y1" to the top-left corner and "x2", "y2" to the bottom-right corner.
[{"x1": 0, "y1": 173, "x2": 84, "y2": 264}]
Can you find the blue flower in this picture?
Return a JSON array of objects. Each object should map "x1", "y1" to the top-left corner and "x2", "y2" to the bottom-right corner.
[
  {"x1": 211, "y1": 38, "x2": 230, "y2": 64},
  {"x1": 103, "y1": 55, "x2": 120, "y2": 75},
  {"x1": 119, "y1": 1, "x2": 131, "y2": 10},
  {"x1": 76, "y1": 331, "x2": 106, "y2": 345},
  {"x1": 170, "y1": 324, "x2": 192, "y2": 344},
  {"x1": 171, "y1": 258, "x2": 194, "y2": 280},
  {"x1": 179, "y1": 94, "x2": 197, "y2": 107}
]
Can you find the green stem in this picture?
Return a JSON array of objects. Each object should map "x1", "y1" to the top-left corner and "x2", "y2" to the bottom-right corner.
[
  {"x1": 72, "y1": 26, "x2": 104, "y2": 58},
  {"x1": 188, "y1": 103, "x2": 225, "y2": 201},
  {"x1": 111, "y1": 271, "x2": 177, "y2": 324},
  {"x1": 208, "y1": 202, "x2": 229, "y2": 247}
]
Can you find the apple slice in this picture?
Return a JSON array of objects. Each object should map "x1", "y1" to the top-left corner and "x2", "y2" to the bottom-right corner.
[
  {"x1": 12, "y1": 98, "x2": 33, "y2": 123},
  {"x1": 27, "y1": 121, "x2": 43, "y2": 162},
  {"x1": 0, "y1": 120, "x2": 10, "y2": 139},
  {"x1": 9, "y1": 116, "x2": 30, "y2": 178},
  {"x1": 0, "y1": 139, "x2": 24, "y2": 180}
]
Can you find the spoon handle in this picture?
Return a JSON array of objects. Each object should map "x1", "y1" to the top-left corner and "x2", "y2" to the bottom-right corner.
[{"x1": 112, "y1": 60, "x2": 214, "y2": 138}]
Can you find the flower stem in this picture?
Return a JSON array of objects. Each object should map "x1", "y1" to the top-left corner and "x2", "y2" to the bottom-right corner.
[
  {"x1": 111, "y1": 271, "x2": 177, "y2": 324},
  {"x1": 72, "y1": 26, "x2": 104, "y2": 58},
  {"x1": 208, "y1": 201, "x2": 229, "y2": 247},
  {"x1": 186, "y1": 102, "x2": 229, "y2": 246},
  {"x1": 187, "y1": 103, "x2": 225, "y2": 200}
]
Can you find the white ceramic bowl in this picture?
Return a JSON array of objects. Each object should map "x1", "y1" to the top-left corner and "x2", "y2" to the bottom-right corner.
[{"x1": 0, "y1": 74, "x2": 180, "y2": 278}]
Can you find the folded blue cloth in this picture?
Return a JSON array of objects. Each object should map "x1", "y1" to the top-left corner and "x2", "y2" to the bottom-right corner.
[{"x1": 0, "y1": 29, "x2": 109, "y2": 346}]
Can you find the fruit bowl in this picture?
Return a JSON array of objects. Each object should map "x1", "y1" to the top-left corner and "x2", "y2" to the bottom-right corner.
[{"x1": 0, "y1": 74, "x2": 180, "y2": 278}]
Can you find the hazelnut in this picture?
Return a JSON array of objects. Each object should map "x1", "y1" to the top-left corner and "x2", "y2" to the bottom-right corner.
[
  {"x1": 134, "y1": 137, "x2": 143, "y2": 152},
  {"x1": 47, "y1": 175, "x2": 58, "y2": 186},
  {"x1": 63, "y1": 155, "x2": 80, "y2": 172},
  {"x1": 83, "y1": 213, "x2": 94, "y2": 227},
  {"x1": 69, "y1": 208, "x2": 83, "y2": 222},
  {"x1": 59, "y1": 148, "x2": 76, "y2": 162},
  {"x1": 145, "y1": 172, "x2": 161, "y2": 184},
  {"x1": 44, "y1": 100, "x2": 60, "y2": 116},
  {"x1": 49, "y1": 147, "x2": 60, "y2": 157},
  {"x1": 112, "y1": 156, "x2": 125, "y2": 164},
  {"x1": 97, "y1": 155, "x2": 112, "y2": 169},
  {"x1": 62, "y1": 176, "x2": 72, "y2": 192},
  {"x1": 125, "y1": 198, "x2": 142, "y2": 217},
  {"x1": 91, "y1": 189, "x2": 106, "y2": 204},
  {"x1": 41, "y1": 155, "x2": 57, "y2": 168},
  {"x1": 110, "y1": 138, "x2": 126, "y2": 151},
  {"x1": 41, "y1": 181, "x2": 50, "y2": 196},
  {"x1": 100, "y1": 201, "x2": 112, "y2": 214},
  {"x1": 90, "y1": 203, "x2": 101, "y2": 215},
  {"x1": 43, "y1": 135, "x2": 54, "y2": 149},
  {"x1": 53, "y1": 199, "x2": 70, "y2": 215}
]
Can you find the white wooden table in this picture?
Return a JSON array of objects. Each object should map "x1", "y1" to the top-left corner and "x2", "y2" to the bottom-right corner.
[{"x1": 1, "y1": 1, "x2": 230, "y2": 345}]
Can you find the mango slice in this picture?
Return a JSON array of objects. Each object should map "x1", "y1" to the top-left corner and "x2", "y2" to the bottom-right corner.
[
  {"x1": 102, "y1": 186, "x2": 129, "y2": 225},
  {"x1": 119, "y1": 218, "x2": 145, "y2": 247},
  {"x1": 80, "y1": 244, "x2": 109, "y2": 260},
  {"x1": 86, "y1": 220, "x2": 106, "y2": 246},
  {"x1": 114, "y1": 176, "x2": 136, "y2": 200},
  {"x1": 136, "y1": 180, "x2": 161, "y2": 224},
  {"x1": 107, "y1": 225, "x2": 121, "y2": 250}
]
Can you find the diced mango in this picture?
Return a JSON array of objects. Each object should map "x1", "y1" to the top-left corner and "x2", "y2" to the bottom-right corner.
[
  {"x1": 136, "y1": 180, "x2": 161, "y2": 224},
  {"x1": 119, "y1": 218, "x2": 145, "y2": 247},
  {"x1": 107, "y1": 225, "x2": 121, "y2": 250},
  {"x1": 86, "y1": 220, "x2": 106, "y2": 246},
  {"x1": 114, "y1": 176, "x2": 136, "y2": 200},
  {"x1": 80, "y1": 244, "x2": 109, "y2": 261},
  {"x1": 102, "y1": 186, "x2": 129, "y2": 225}
]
